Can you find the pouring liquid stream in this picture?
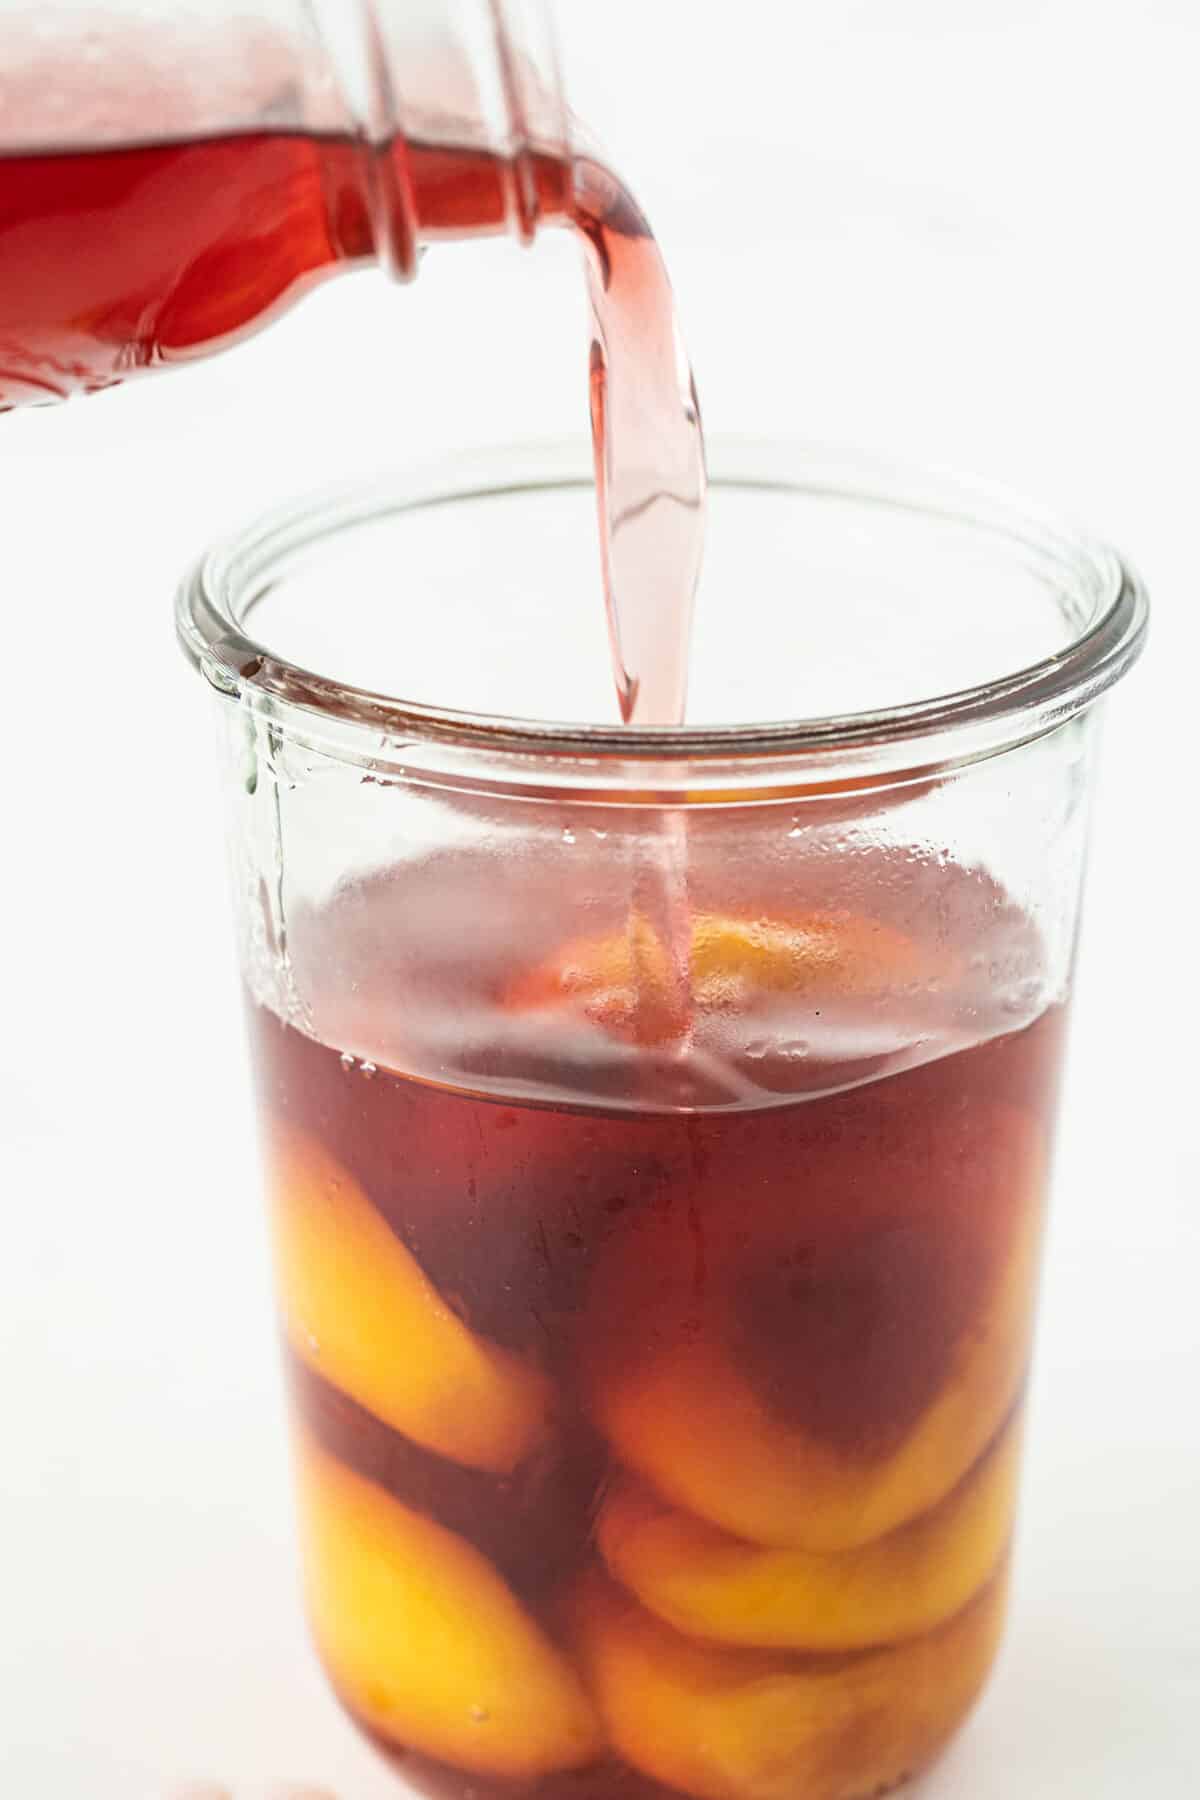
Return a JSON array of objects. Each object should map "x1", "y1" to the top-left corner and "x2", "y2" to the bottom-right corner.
[{"x1": 573, "y1": 156, "x2": 708, "y2": 1046}]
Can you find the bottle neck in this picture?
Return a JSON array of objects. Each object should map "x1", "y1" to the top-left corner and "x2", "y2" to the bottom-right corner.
[{"x1": 310, "y1": 0, "x2": 571, "y2": 280}]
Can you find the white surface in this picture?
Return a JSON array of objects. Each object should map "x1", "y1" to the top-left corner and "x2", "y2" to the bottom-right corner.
[{"x1": 1, "y1": 3, "x2": 1196, "y2": 1796}]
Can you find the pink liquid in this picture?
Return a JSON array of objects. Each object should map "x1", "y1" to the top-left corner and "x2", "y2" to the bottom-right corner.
[{"x1": 575, "y1": 159, "x2": 707, "y2": 726}]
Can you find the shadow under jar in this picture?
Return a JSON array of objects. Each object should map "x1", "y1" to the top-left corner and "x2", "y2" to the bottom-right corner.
[{"x1": 177, "y1": 442, "x2": 1147, "y2": 1800}]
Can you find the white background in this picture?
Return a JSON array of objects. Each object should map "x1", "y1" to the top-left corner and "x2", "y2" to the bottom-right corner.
[{"x1": 1, "y1": 2, "x2": 1197, "y2": 1796}]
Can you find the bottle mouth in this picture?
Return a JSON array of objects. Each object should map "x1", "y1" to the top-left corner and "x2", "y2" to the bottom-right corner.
[
  {"x1": 484, "y1": 0, "x2": 571, "y2": 242},
  {"x1": 317, "y1": 0, "x2": 570, "y2": 274},
  {"x1": 176, "y1": 439, "x2": 1148, "y2": 804}
]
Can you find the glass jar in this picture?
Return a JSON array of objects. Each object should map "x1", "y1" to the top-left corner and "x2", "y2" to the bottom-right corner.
[
  {"x1": 176, "y1": 441, "x2": 1147, "y2": 1799},
  {"x1": 0, "y1": 0, "x2": 567, "y2": 406}
]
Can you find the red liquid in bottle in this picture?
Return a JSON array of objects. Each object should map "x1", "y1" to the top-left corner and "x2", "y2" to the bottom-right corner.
[
  {"x1": 0, "y1": 134, "x2": 559, "y2": 404},
  {"x1": 0, "y1": 129, "x2": 705, "y2": 728}
]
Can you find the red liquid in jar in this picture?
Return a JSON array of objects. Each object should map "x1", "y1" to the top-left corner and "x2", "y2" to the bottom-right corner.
[{"x1": 246, "y1": 832, "x2": 1061, "y2": 1800}]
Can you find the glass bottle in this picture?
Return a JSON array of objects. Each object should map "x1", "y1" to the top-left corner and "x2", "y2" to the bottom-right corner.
[{"x1": 0, "y1": 0, "x2": 568, "y2": 407}]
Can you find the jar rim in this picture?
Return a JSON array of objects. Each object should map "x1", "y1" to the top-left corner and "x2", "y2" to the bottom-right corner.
[{"x1": 175, "y1": 439, "x2": 1147, "y2": 799}]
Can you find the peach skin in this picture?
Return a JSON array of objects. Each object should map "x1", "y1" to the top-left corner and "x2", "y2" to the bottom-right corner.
[
  {"x1": 597, "y1": 1409, "x2": 1022, "y2": 1650},
  {"x1": 296, "y1": 1440, "x2": 602, "y2": 1777},
  {"x1": 572, "y1": 1563, "x2": 1008, "y2": 1800},
  {"x1": 265, "y1": 1124, "x2": 552, "y2": 1474},
  {"x1": 587, "y1": 1102, "x2": 1044, "y2": 1549}
]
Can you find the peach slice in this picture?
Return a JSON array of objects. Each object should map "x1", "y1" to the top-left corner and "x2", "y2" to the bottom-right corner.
[
  {"x1": 297, "y1": 1442, "x2": 602, "y2": 1776},
  {"x1": 689, "y1": 910, "x2": 925, "y2": 1007},
  {"x1": 572, "y1": 1565, "x2": 1007, "y2": 1800},
  {"x1": 265, "y1": 1124, "x2": 552, "y2": 1474},
  {"x1": 503, "y1": 907, "x2": 927, "y2": 1044},
  {"x1": 502, "y1": 911, "x2": 684, "y2": 1045},
  {"x1": 589, "y1": 1102, "x2": 1044, "y2": 1550},
  {"x1": 598, "y1": 1411, "x2": 1022, "y2": 1651}
]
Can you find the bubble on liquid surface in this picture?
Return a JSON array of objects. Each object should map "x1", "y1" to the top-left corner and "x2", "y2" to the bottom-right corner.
[
  {"x1": 1006, "y1": 975, "x2": 1044, "y2": 1010},
  {"x1": 737, "y1": 1035, "x2": 811, "y2": 1067}
]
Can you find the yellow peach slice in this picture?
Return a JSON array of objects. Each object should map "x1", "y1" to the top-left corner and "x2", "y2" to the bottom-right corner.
[
  {"x1": 689, "y1": 910, "x2": 925, "y2": 1007},
  {"x1": 503, "y1": 907, "x2": 926, "y2": 1044},
  {"x1": 572, "y1": 1565, "x2": 1007, "y2": 1800},
  {"x1": 502, "y1": 911, "x2": 683, "y2": 1045},
  {"x1": 297, "y1": 1442, "x2": 602, "y2": 1776},
  {"x1": 591, "y1": 1104, "x2": 1043, "y2": 1550},
  {"x1": 598, "y1": 1411, "x2": 1022, "y2": 1651},
  {"x1": 265, "y1": 1124, "x2": 552, "y2": 1474}
]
